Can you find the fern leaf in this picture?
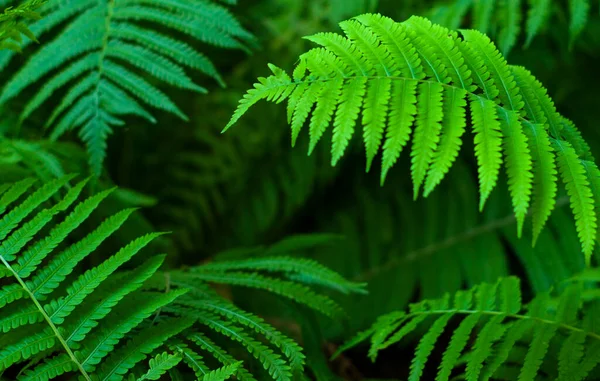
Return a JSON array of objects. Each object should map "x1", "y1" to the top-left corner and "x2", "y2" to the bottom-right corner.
[
  {"x1": 194, "y1": 312, "x2": 293, "y2": 381},
  {"x1": 362, "y1": 77, "x2": 391, "y2": 171},
  {"x1": 170, "y1": 342, "x2": 210, "y2": 379},
  {"x1": 0, "y1": 176, "x2": 70, "y2": 241},
  {"x1": 46, "y1": 233, "x2": 164, "y2": 325},
  {"x1": 177, "y1": 296, "x2": 306, "y2": 370},
  {"x1": 94, "y1": 317, "x2": 193, "y2": 380},
  {"x1": 15, "y1": 187, "x2": 114, "y2": 278},
  {"x1": 65, "y1": 256, "x2": 166, "y2": 343},
  {"x1": 404, "y1": 16, "x2": 472, "y2": 90},
  {"x1": 424, "y1": 87, "x2": 467, "y2": 196},
  {"x1": 195, "y1": 256, "x2": 364, "y2": 295},
  {"x1": 557, "y1": 332, "x2": 586, "y2": 380},
  {"x1": 569, "y1": 0, "x2": 589, "y2": 48},
  {"x1": 497, "y1": 0, "x2": 522, "y2": 55},
  {"x1": 76, "y1": 290, "x2": 188, "y2": 372},
  {"x1": 521, "y1": 121, "x2": 557, "y2": 244},
  {"x1": 525, "y1": 0, "x2": 552, "y2": 46},
  {"x1": 190, "y1": 333, "x2": 257, "y2": 381},
  {"x1": 2, "y1": 0, "x2": 251, "y2": 176},
  {"x1": 353, "y1": 14, "x2": 424, "y2": 80},
  {"x1": 470, "y1": 96, "x2": 503, "y2": 210},
  {"x1": 27, "y1": 208, "x2": 137, "y2": 299},
  {"x1": 466, "y1": 315, "x2": 507, "y2": 381},
  {"x1": 184, "y1": 271, "x2": 343, "y2": 318},
  {"x1": 411, "y1": 81, "x2": 444, "y2": 199},
  {"x1": 331, "y1": 77, "x2": 367, "y2": 165},
  {"x1": 308, "y1": 77, "x2": 343, "y2": 155},
  {"x1": 473, "y1": 0, "x2": 495, "y2": 33},
  {"x1": 340, "y1": 277, "x2": 600, "y2": 381},
  {"x1": 200, "y1": 361, "x2": 242, "y2": 381},
  {"x1": 380, "y1": 80, "x2": 417, "y2": 184},
  {"x1": 437, "y1": 313, "x2": 481, "y2": 381},
  {"x1": 136, "y1": 352, "x2": 182, "y2": 381},
  {"x1": 481, "y1": 319, "x2": 533, "y2": 381},
  {"x1": 409, "y1": 313, "x2": 453, "y2": 381},
  {"x1": 518, "y1": 323, "x2": 557, "y2": 380},
  {"x1": 552, "y1": 139, "x2": 597, "y2": 261},
  {"x1": 224, "y1": 13, "x2": 599, "y2": 257},
  {"x1": 498, "y1": 109, "x2": 533, "y2": 236}
]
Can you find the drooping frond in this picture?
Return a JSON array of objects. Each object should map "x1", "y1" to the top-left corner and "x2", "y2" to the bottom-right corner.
[
  {"x1": 224, "y1": 14, "x2": 599, "y2": 260},
  {"x1": 0, "y1": 0, "x2": 44, "y2": 51},
  {"x1": 429, "y1": 0, "x2": 591, "y2": 52},
  {"x1": 0, "y1": 0, "x2": 253, "y2": 176},
  {"x1": 335, "y1": 276, "x2": 600, "y2": 381}
]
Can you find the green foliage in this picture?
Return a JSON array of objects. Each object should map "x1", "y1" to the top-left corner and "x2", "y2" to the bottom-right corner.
[
  {"x1": 303, "y1": 164, "x2": 587, "y2": 336},
  {"x1": 0, "y1": 0, "x2": 44, "y2": 51},
  {"x1": 225, "y1": 14, "x2": 600, "y2": 262},
  {"x1": 0, "y1": 0, "x2": 253, "y2": 176},
  {"x1": 1, "y1": 0, "x2": 600, "y2": 380},
  {"x1": 0, "y1": 177, "x2": 364, "y2": 380},
  {"x1": 337, "y1": 276, "x2": 600, "y2": 381},
  {"x1": 428, "y1": 0, "x2": 593, "y2": 52},
  {"x1": 0, "y1": 176, "x2": 189, "y2": 380}
]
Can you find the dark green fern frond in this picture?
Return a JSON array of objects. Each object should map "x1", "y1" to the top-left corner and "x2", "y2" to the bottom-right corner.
[
  {"x1": 336, "y1": 276, "x2": 600, "y2": 381},
  {"x1": 0, "y1": 0, "x2": 253, "y2": 176},
  {"x1": 136, "y1": 352, "x2": 182, "y2": 380},
  {"x1": 0, "y1": 0, "x2": 44, "y2": 51},
  {"x1": 139, "y1": 249, "x2": 365, "y2": 381},
  {"x1": 224, "y1": 14, "x2": 600, "y2": 261},
  {"x1": 0, "y1": 176, "x2": 190, "y2": 380},
  {"x1": 429, "y1": 0, "x2": 591, "y2": 52},
  {"x1": 179, "y1": 249, "x2": 365, "y2": 317}
]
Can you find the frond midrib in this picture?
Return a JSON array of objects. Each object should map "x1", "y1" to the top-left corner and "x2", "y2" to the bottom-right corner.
[
  {"x1": 89, "y1": 0, "x2": 115, "y2": 127},
  {"x1": 0, "y1": 257, "x2": 91, "y2": 380},
  {"x1": 398, "y1": 307, "x2": 600, "y2": 341},
  {"x1": 261, "y1": 73, "x2": 553, "y2": 139}
]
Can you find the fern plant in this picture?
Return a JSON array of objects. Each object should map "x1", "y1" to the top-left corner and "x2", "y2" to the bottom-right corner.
[
  {"x1": 0, "y1": 0, "x2": 253, "y2": 176},
  {"x1": 224, "y1": 13, "x2": 600, "y2": 262},
  {"x1": 335, "y1": 276, "x2": 600, "y2": 381},
  {"x1": 302, "y1": 161, "x2": 588, "y2": 336},
  {"x1": 428, "y1": 0, "x2": 592, "y2": 53},
  {"x1": 0, "y1": 176, "x2": 365, "y2": 380},
  {"x1": 0, "y1": 176, "x2": 190, "y2": 380}
]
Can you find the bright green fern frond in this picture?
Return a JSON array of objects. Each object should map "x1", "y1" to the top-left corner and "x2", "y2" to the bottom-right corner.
[
  {"x1": 199, "y1": 361, "x2": 241, "y2": 381},
  {"x1": 0, "y1": 0, "x2": 253, "y2": 176},
  {"x1": 137, "y1": 352, "x2": 182, "y2": 381},
  {"x1": 0, "y1": 177, "x2": 189, "y2": 380},
  {"x1": 224, "y1": 13, "x2": 599, "y2": 256},
  {"x1": 336, "y1": 277, "x2": 600, "y2": 381}
]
